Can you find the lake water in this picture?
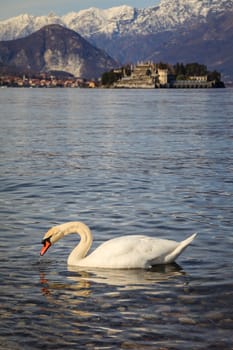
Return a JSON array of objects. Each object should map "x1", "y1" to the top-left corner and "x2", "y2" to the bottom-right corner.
[{"x1": 0, "y1": 87, "x2": 233, "y2": 349}]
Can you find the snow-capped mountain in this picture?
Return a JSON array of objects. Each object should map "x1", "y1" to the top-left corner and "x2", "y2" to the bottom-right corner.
[
  {"x1": 0, "y1": 0, "x2": 232, "y2": 40},
  {"x1": 0, "y1": 13, "x2": 63, "y2": 41},
  {"x1": 64, "y1": 0, "x2": 233, "y2": 38}
]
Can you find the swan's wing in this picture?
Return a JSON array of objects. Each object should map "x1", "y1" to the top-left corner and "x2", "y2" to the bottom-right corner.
[{"x1": 80, "y1": 235, "x2": 179, "y2": 268}]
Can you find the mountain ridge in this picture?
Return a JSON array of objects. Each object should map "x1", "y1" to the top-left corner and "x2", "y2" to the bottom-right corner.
[{"x1": 1, "y1": 0, "x2": 232, "y2": 41}]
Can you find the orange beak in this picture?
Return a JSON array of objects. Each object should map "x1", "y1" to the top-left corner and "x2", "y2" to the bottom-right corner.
[{"x1": 40, "y1": 238, "x2": 51, "y2": 256}]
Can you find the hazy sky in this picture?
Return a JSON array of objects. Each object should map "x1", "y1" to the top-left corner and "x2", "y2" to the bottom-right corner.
[{"x1": 0, "y1": 0, "x2": 160, "y2": 20}]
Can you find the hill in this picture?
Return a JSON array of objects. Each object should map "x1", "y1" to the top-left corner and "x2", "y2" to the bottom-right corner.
[{"x1": 0, "y1": 24, "x2": 118, "y2": 79}]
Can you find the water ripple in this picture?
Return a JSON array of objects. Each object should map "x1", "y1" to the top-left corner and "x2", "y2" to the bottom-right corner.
[{"x1": 1, "y1": 88, "x2": 233, "y2": 349}]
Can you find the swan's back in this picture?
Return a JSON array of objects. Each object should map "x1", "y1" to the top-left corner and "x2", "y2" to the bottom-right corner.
[{"x1": 76, "y1": 234, "x2": 196, "y2": 269}]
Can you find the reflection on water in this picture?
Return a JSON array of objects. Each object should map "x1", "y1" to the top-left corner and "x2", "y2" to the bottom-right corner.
[
  {"x1": 39, "y1": 264, "x2": 185, "y2": 326},
  {"x1": 1, "y1": 88, "x2": 233, "y2": 349},
  {"x1": 35, "y1": 263, "x2": 192, "y2": 349},
  {"x1": 67, "y1": 263, "x2": 184, "y2": 290}
]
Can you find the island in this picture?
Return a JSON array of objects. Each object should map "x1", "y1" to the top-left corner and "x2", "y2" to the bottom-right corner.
[{"x1": 101, "y1": 62, "x2": 225, "y2": 88}]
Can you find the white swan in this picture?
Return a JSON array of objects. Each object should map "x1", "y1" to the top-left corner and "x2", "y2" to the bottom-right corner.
[{"x1": 40, "y1": 221, "x2": 197, "y2": 269}]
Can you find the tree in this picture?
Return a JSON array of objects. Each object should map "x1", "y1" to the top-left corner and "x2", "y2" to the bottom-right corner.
[
  {"x1": 101, "y1": 70, "x2": 120, "y2": 86},
  {"x1": 208, "y1": 70, "x2": 221, "y2": 82},
  {"x1": 173, "y1": 62, "x2": 185, "y2": 76},
  {"x1": 157, "y1": 62, "x2": 169, "y2": 69},
  {"x1": 185, "y1": 63, "x2": 207, "y2": 76}
]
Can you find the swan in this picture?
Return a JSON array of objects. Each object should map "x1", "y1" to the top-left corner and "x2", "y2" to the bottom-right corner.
[{"x1": 40, "y1": 221, "x2": 197, "y2": 269}]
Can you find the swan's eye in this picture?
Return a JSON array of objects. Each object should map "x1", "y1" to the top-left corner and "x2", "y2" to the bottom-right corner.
[{"x1": 41, "y1": 235, "x2": 52, "y2": 245}]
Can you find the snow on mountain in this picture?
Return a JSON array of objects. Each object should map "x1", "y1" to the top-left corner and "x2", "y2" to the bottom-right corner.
[
  {"x1": 0, "y1": 13, "x2": 64, "y2": 41},
  {"x1": 1, "y1": 0, "x2": 232, "y2": 41},
  {"x1": 62, "y1": 6, "x2": 137, "y2": 37}
]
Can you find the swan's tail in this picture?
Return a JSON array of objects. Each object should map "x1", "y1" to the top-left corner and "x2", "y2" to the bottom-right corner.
[{"x1": 165, "y1": 233, "x2": 197, "y2": 264}]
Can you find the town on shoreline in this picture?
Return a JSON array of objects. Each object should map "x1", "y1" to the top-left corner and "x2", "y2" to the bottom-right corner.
[{"x1": 0, "y1": 74, "x2": 97, "y2": 88}]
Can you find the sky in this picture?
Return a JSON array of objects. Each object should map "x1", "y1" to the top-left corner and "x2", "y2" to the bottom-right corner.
[{"x1": 0, "y1": 0, "x2": 160, "y2": 21}]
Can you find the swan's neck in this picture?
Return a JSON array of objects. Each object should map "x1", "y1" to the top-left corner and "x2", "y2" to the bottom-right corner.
[{"x1": 59, "y1": 222, "x2": 93, "y2": 265}]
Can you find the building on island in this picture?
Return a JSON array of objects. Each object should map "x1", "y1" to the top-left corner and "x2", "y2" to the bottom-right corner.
[
  {"x1": 112, "y1": 62, "x2": 224, "y2": 88},
  {"x1": 113, "y1": 62, "x2": 157, "y2": 88},
  {"x1": 157, "y1": 69, "x2": 168, "y2": 85}
]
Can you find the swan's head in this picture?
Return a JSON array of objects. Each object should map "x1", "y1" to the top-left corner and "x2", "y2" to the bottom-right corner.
[{"x1": 40, "y1": 225, "x2": 63, "y2": 256}]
